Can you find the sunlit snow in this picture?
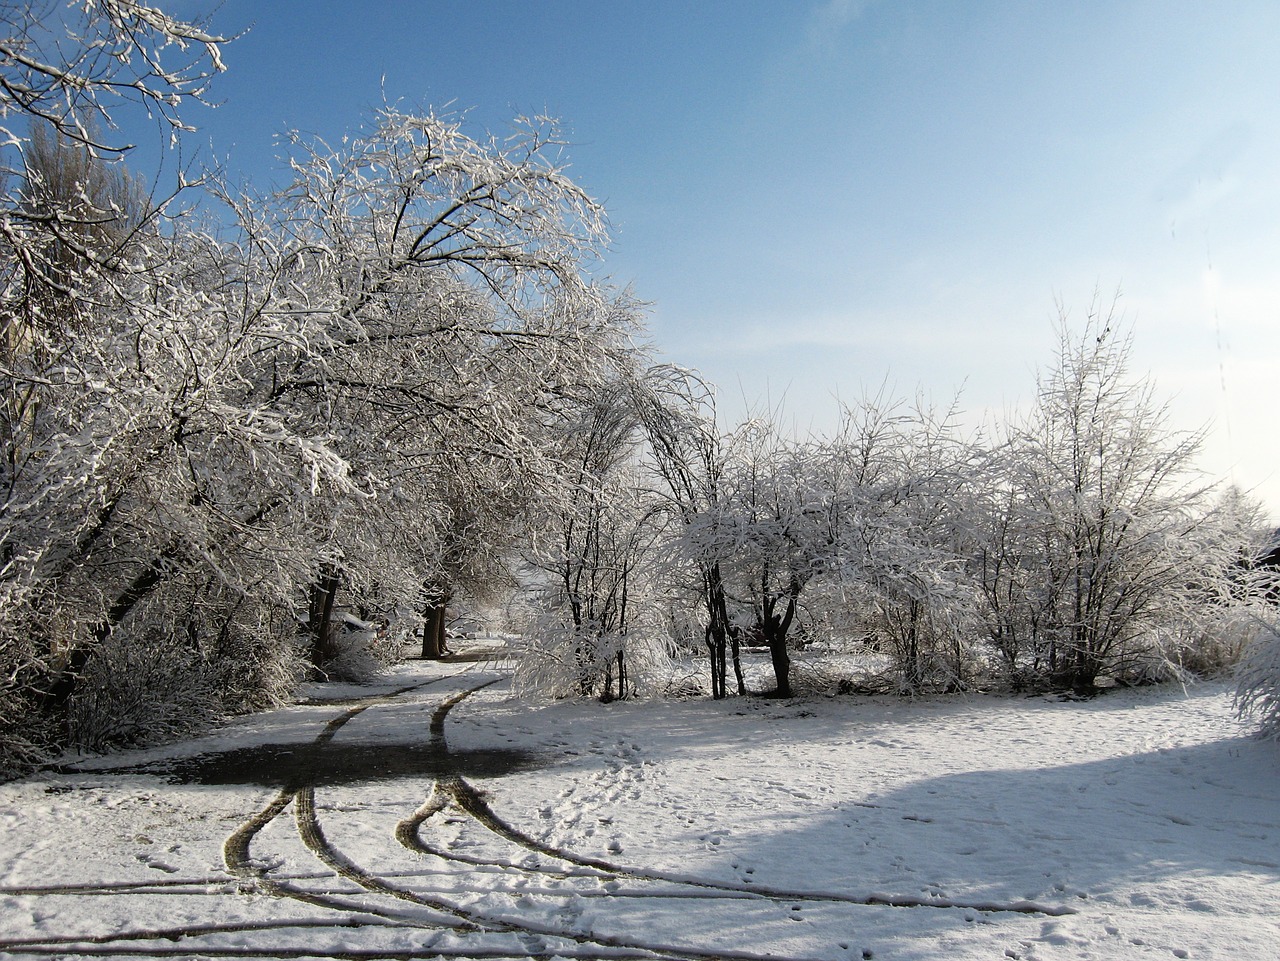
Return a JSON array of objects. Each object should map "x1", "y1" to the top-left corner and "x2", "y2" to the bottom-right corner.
[{"x1": 1, "y1": 644, "x2": 1276, "y2": 960}]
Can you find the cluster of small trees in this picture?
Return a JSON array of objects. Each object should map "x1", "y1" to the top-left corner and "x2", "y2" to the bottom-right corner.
[{"x1": 516, "y1": 309, "x2": 1279, "y2": 705}]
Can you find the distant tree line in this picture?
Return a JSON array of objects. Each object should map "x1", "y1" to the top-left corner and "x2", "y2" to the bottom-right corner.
[{"x1": 516, "y1": 316, "x2": 1278, "y2": 707}]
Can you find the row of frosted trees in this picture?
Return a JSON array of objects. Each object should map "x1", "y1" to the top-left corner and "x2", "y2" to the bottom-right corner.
[{"x1": 517, "y1": 312, "x2": 1278, "y2": 705}]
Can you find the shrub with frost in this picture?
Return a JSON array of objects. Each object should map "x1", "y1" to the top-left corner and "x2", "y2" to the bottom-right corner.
[
  {"x1": 314, "y1": 614, "x2": 397, "y2": 683},
  {"x1": 511, "y1": 609, "x2": 674, "y2": 701},
  {"x1": 1235, "y1": 616, "x2": 1280, "y2": 739}
]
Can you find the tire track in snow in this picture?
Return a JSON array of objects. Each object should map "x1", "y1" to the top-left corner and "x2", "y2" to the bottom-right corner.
[
  {"x1": 406, "y1": 690, "x2": 1075, "y2": 916},
  {"x1": 4, "y1": 669, "x2": 702, "y2": 961},
  {"x1": 1, "y1": 676, "x2": 474, "y2": 959},
  {"x1": 390, "y1": 682, "x2": 856, "y2": 961},
  {"x1": 223, "y1": 677, "x2": 731, "y2": 961},
  {"x1": 221, "y1": 670, "x2": 486, "y2": 930},
  {"x1": 292, "y1": 783, "x2": 490, "y2": 932},
  {"x1": 4, "y1": 665, "x2": 1079, "y2": 961},
  {"x1": 0, "y1": 945, "x2": 683, "y2": 960},
  {"x1": 0, "y1": 917, "x2": 405, "y2": 957},
  {"x1": 412, "y1": 772, "x2": 1077, "y2": 917}
]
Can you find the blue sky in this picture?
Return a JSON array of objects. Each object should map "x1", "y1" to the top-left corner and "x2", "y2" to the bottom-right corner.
[{"x1": 131, "y1": 1, "x2": 1279, "y2": 518}]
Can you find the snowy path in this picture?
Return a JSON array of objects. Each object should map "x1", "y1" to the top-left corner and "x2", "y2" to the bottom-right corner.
[{"x1": 0, "y1": 657, "x2": 1277, "y2": 960}]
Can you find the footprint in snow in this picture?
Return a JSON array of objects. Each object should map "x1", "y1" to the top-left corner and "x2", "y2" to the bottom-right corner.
[{"x1": 134, "y1": 854, "x2": 179, "y2": 874}]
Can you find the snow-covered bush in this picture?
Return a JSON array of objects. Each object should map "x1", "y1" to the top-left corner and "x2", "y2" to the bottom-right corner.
[
  {"x1": 511, "y1": 615, "x2": 675, "y2": 701},
  {"x1": 65, "y1": 594, "x2": 309, "y2": 754},
  {"x1": 1235, "y1": 617, "x2": 1280, "y2": 739},
  {"x1": 1148, "y1": 608, "x2": 1253, "y2": 682},
  {"x1": 961, "y1": 308, "x2": 1242, "y2": 691},
  {"x1": 67, "y1": 626, "x2": 223, "y2": 753},
  {"x1": 0, "y1": 573, "x2": 54, "y2": 778},
  {"x1": 213, "y1": 616, "x2": 310, "y2": 715},
  {"x1": 312, "y1": 614, "x2": 396, "y2": 683}
]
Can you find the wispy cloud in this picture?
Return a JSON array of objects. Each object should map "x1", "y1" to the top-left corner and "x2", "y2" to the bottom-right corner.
[
  {"x1": 1153, "y1": 121, "x2": 1252, "y2": 234},
  {"x1": 804, "y1": 0, "x2": 874, "y2": 52},
  {"x1": 691, "y1": 309, "x2": 1006, "y2": 355}
]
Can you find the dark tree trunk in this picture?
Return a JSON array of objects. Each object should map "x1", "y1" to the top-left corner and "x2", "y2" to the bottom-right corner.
[
  {"x1": 421, "y1": 599, "x2": 449, "y2": 660},
  {"x1": 765, "y1": 627, "x2": 792, "y2": 698},
  {"x1": 704, "y1": 564, "x2": 731, "y2": 698},
  {"x1": 1066, "y1": 627, "x2": 1100, "y2": 693},
  {"x1": 761, "y1": 584, "x2": 799, "y2": 699},
  {"x1": 307, "y1": 566, "x2": 342, "y2": 673},
  {"x1": 421, "y1": 579, "x2": 453, "y2": 661},
  {"x1": 42, "y1": 542, "x2": 179, "y2": 712},
  {"x1": 706, "y1": 623, "x2": 726, "y2": 699},
  {"x1": 730, "y1": 626, "x2": 746, "y2": 696},
  {"x1": 600, "y1": 650, "x2": 619, "y2": 703},
  {"x1": 40, "y1": 500, "x2": 281, "y2": 711},
  {"x1": 41, "y1": 643, "x2": 94, "y2": 714}
]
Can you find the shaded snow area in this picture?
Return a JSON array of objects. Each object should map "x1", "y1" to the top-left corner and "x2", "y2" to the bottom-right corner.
[{"x1": 1, "y1": 652, "x2": 1277, "y2": 961}]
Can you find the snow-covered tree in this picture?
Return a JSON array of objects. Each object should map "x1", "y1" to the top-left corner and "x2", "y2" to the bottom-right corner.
[
  {"x1": 257, "y1": 107, "x2": 637, "y2": 670},
  {"x1": 0, "y1": 93, "x2": 647, "y2": 768},
  {"x1": 632, "y1": 365, "x2": 742, "y2": 697},
  {"x1": 826, "y1": 391, "x2": 980, "y2": 693},
  {"x1": 0, "y1": 0, "x2": 226, "y2": 156},
  {"x1": 686, "y1": 422, "x2": 841, "y2": 698},
  {"x1": 965, "y1": 446, "x2": 1060, "y2": 687},
  {"x1": 1, "y1": 1, "x2": 231, "y2": 772},
  {"x1": 516, "y1": 375, "x2": 673, "y2": 701},
  {"x1": 983, "y1": 301, "x2": 1219, "y2": 689},
  {"x1": 1236, "y1": 615, "x2": 1280, "y2": 739}
]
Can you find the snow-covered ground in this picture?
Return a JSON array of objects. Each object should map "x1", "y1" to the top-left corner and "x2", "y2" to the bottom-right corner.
[{"x1": 1, "y1": 647, "x2": 1277, "y2": 961}]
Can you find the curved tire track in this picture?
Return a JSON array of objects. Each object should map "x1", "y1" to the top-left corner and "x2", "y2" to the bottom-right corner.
[
  {"x1": 219, "y1": 676, "x2": 705, "y2": 960},
  {"x1": 407, "y1": 685, "x2": 1076, "y2": 918}
]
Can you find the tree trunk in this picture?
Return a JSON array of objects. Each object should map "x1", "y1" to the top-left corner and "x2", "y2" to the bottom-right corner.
[
  {"x1": 762, "y1": 588, "x2": 798, "y2": 698},
  {"x1": 705, "y1": 565, "x2": 732, "y2": 698},
  {"x1": 420, "y1": 578, "x2": 453, "y2": 660},
  {"x1": 730, "y1": 626, "x2": 746, "y2": 696},
  {"x1": 766, "y1": 629, "x2": 792, "y2": 698},
  {"x1": 422, "y1": 600, "x2": 449, "y2": 660},
  {"x1": 1068, "y1": 627, "x2": 1100, "y2": 692},
  {"x1": 42, "y1": 499, "x2": 281, "y2": 710},
  {"x1": 600, "y1": 652, "x2": 616, "y2": 703},
  {"x1": 307, "y1": 566, "x2": 342, "y2": 673},
  {"x1": 706, "y1": 623, "x2": 726, "y2": 699},
  {"x1": 42, "y1": 542, "x2": 179, "y2": 712},
  {"x1": 904, "y1": 600, "x2": 922, "y2": 692},
  {"x1": 40, "y1": 643, "x2": 95, "y2": 715}
]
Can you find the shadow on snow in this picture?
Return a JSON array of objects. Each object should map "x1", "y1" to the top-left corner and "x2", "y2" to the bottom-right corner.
[{"x1": 112, "y1": 739, "x2": 543, "y2": 788}]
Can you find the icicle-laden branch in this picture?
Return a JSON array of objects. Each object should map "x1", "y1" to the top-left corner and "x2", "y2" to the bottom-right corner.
[{"x1": 0, "y1": 0, "x2": 228, "y2": 154}]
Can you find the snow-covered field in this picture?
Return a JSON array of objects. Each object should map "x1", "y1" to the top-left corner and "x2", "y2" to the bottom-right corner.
[{"x1": 1, "y1": 648, "x2": 1277, "y2": 961}]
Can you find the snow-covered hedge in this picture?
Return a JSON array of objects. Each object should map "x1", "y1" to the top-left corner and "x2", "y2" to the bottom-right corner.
[{"x1": 1235, "y1": 616, "x2": 1280, "y2": 739}]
